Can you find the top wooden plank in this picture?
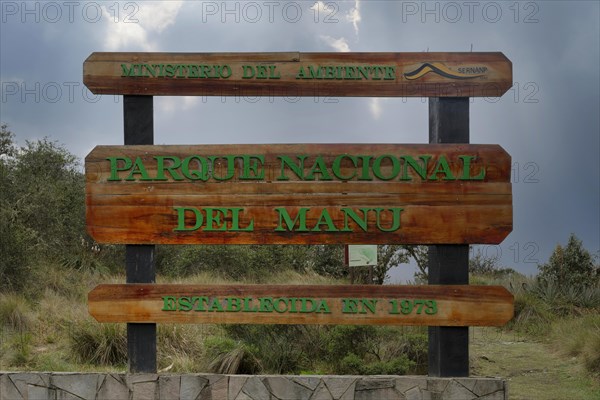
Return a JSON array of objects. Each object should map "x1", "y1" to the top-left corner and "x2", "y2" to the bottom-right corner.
[{"x1": 83, "y1": 52, "x2": 512, "y2": 97}]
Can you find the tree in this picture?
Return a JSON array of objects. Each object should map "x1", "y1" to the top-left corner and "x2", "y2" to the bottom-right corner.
[
  {"x1": 538, "y1": 234, "x2": 599, "y2": 288},
  {"x1": 371, "y1": 245, "x2": 409, "y2": 284},
  {"x1": 405, "y1": 246, "x2": 429, "y2": 282}
]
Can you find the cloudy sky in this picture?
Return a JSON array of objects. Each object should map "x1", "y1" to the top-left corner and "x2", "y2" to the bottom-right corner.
[{"x1": 1, "y1": 1, "x2": 598, "y2": 280}]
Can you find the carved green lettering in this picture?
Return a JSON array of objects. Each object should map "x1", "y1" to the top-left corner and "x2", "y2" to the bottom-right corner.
[
  {"x1": 155, "y1": 156, "x2": 183, "y2": 181},
  {"x1": 239, "y1": 155, "x2": 265, "y2": 180},
  {"x1": 273, "y1": 298, "x2": 288, "y2": 313},
  {"x1": 209, "y1": 156, "x2": 235, "y2": 181},
  {"x1": 360, "y1": 299, "x2": 378, "y2": 314},
  {"x1": 299, "y1": 298, "x2": 315, "y2": 313},
  {"x1": 332, "y1": 154, "x2": 358, "y2": 180},
  {"x1": 242, "y1": 65, "x2": 255, "y2": 79},
  {"x1": 342, "y1": 298, "x2": 359, "y2": 313},
  {"x1": 194, "y1": 296, "x2": 209, "y2": 311},
  {"x1": 275, "y1": 207, "x2": 309, "y2": 232},
  {"x1": 173, "y1": 207, "x2": 203, "y2": 231},
  {"x1": 312, "y1": 208, "x2": 338, "y2": 232},
  {"x1": 342, "y1": 208, "x2": 371, "y2": 232},
  {"x1": 178, "y1": 297, "x2": 193, "y2": 311},
  {"x1": 208, "y1": 298, "x2": 224, "y2": 312},
  {"x1": 429, "y1": 156, "x2": 455, "y2": 180},
  {"x1": 181, "y1": 155, "x2": 210, "y2": 181},
  {"x1": 121, "y1": 64, "x2": 136, "y2": 77},
  {"x1": 107, "y1": 156, "x2": 132, "y2": 181},
  {"x1": 306, "y1": 156, "x2": 333, "y2": 180},
  {"x1": 125, "y1": 157, "x2": 152, "y2": 181},
  {"x1": 162, "y1": 296, "x2": 177, "y2": 311},
  {"x1": 401, "y1": 155, "x2": 431, "y2": 180},
  {"x1": 459, "y1": 155, "x2": 486, "y2": 180},
  {"x1": 277, "y1": 155, "x2": 307, "y2": 180},
  {"x1": 373, "y1": 155, "x2": 400, "y2": 180},
  {"x1": 358, "y1": 155, "x2": 374, "y2": 180},
  {"x1": 226, "y1": 297, "x2": 242, "y2": 312},
  {"x1": 259, "y1": 298, "x2": 274, "y2": 312},
  {"x1": 203, "y1": 208, "x2": 227, "y2": 232},
  {"x1": 375, "y1": 208, "x2": 404, "y2": 232},
  {"x1": 315, "y1": 300, "x2": 331, "y2": 314}
]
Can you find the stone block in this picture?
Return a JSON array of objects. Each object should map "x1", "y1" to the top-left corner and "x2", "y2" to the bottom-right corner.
[
  {"x1": 355, "y1": 378, "x2": 395, "y2": 391},
  {"x1": 292, "y1": 376, "x2": 321, "y2": 391},
  {"x1": 28, "y1": 384, "x2": 55, "y2": 400},
  {"x1": 132, "y1": 381, "x2": 158, "y2": 400},
  {"x1": 454, "y1": 378, "x2": 477, "y2": 393},
  {"x1": 323, "y1": 377, "x2": 356, "y2": 399},
  {"x1": 228, "y1": 376, "x2": 248, "y2": 400},
  {"x1": 355, "y1": 387, "x2": 401, "y2": 400},
  {"x1": 405, "y1": 386, "x2": 422, "y2": 400},
  {"x1": 426, "y1": 378, "x2": 449, "y2": 394},
  {"x1": 241, "y1": 376, "x2": 270, "y2": 400},
  {"x1": 1, "y1": 373, "x2": 25, "y2": 400},
  {"x1": 97, "y1": 374, "x2": 129, "y2": 400},
  {"x1": 263, "y1": 376, "x2": 313, "y2": 400},
  {"x1": 52, "y1": 373, "x2": 99, "y2": 400},
  {"x1": 159, "y1": 375, "x2": 181, "y2": 400},
  {"x1": 180, "y1": 375, "x2": 208, "y2": 400},
  {"x1": 210, "y1": 375, "x2": 228, "y2": 400},
  {"x1": 395, "y1": 377, "x2": 427, "y2": 395},
  {"x1": 472, "y1": 379, "x2": 504, "y2": 397},
  {"x1": 311, "y1": 382, "x2": 334, "y2": 400},
  {"x1": 441, "y1": 380, "x2": 476, "y2": 400}
]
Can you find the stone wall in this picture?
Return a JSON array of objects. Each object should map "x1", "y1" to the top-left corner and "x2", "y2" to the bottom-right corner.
[{"x1": 1, "y1": 372, "x2": 507, "y2": 400}]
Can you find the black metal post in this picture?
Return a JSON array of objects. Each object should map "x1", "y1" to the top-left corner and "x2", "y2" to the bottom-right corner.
[
  {"x1": 123, "y1": 95, "x2": 157, "y2": 373},
  {"x1": 428, "y1": 97, "x2": 470, "y2": 377}
]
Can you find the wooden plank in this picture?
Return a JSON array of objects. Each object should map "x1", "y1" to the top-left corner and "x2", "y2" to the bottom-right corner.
[
  {"x1": 88, "y1": 284, "x2": 514, "y2": 327},
  {"x1": 85, "y1": 144, "x2": 512, "y2": 245},
  {"x1": 83, "y1": 52, "x2": 512, "y2": 97}
]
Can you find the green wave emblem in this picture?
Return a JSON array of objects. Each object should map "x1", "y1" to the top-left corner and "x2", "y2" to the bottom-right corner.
[{"x1": 404, "y1": 62, "x2": 487, "y2": 80}]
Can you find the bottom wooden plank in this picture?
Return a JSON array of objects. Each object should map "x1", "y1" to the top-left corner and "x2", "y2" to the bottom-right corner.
[{"x1": 88, "y1": 284, "x2": 513, "y2": 327}]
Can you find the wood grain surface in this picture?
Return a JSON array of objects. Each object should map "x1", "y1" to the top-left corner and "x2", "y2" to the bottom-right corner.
[
  {"x1": 85, "y1": 144, "x2": 512, "y2": 245},
  {"x1": 88, "y1": 284, "x2": 514, "y2": 326},
  {"x1": 83, "y1": 52, "x2": 512, "y2": 97}
]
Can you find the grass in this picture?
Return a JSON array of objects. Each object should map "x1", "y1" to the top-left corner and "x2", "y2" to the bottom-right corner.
[
  {"x1": 0, "y1": 265, "x2": 598, "y2": 400},
  {"x1": 471, "y1": 326, "x2": 600, "y2": 400}
]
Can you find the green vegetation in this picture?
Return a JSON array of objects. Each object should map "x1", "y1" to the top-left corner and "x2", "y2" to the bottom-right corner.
[{"x1": 0, "y1": 126, "x2": 598, "y2": 398}]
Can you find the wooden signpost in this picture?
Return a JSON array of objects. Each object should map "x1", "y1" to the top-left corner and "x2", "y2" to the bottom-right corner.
[
  {"x1": 84, "y1": 52, "x2": 512, "y2": 98},
  {"x1": 85, "y1": 144, "x2": 512, "y2": 245},
  {"x1": 89, "y1": 284, "x2": 513, "y2": 327},
  {"x1": 82, "y1": 51, "x2": 514, "y2": 376}
]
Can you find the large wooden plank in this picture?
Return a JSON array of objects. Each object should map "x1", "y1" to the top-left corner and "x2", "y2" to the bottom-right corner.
[
  {"x1": 85, "y1": 144, "x2": 512, "y2": 245},
  {"x1": 83, "y1": 52, "x2": 512, "y2": 97},
  {"x1": 88, "y1": 284, "x2": 514, "y2": 327}
]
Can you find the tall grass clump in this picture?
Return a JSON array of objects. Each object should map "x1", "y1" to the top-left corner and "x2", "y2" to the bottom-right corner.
[
  {"x1": 550, "y1": 313, "x2": 600, "y2": 376},
  {"x1": 69, "y1": 321, "x2": 127, "y2": 366},
  {"x1": 0, "y1": 293, "x2": 32, "y2": 332}
]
